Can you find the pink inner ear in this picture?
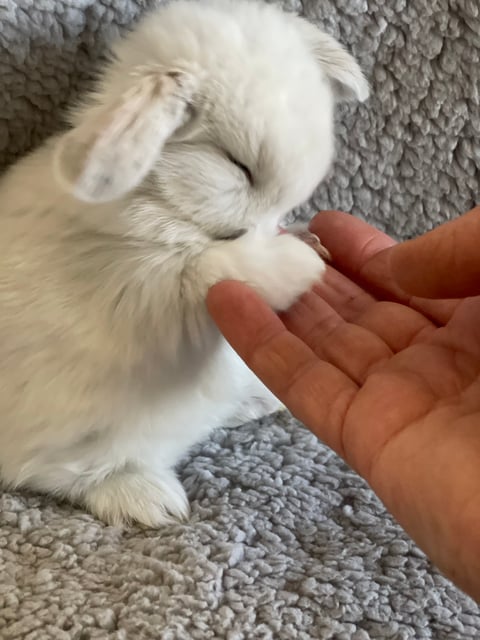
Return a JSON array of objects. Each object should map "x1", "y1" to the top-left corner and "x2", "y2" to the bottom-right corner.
[{"x1": 54, "y1": 69, "x2": 198, "y2": 204}]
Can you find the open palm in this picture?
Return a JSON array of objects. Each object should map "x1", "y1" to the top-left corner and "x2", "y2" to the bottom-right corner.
[{"x1": 207, "y1": 210, "x2": 480, "y2": 602}]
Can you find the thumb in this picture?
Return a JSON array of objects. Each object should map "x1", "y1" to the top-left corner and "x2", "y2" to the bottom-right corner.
[{"x1": 389, "y1": 206, "x2": 480, "y2": 299}]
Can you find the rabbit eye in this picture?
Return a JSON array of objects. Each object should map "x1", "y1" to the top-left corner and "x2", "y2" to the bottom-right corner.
[{"x1": 225, "y1": 152, "x2": 254, "y2": 186}]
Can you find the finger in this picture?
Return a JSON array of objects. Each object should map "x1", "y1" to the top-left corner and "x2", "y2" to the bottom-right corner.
[
  {"x1": 282, "y1": 284, "x2": 436, "y2": 360},
  {"x1": 280, "y1": 291, "x2": 393, "y2": 384},
  {"x1": 309, "y1": 210, "x2": 423, "y2": 303},
  {"x1": 312, "y1": 265, "x2": 377, "y2": 319},
  {"x1": 389, "y1": 205, "x2": 480, "y2": 298},
  {"x1": 303, "y1": 277, "x2": 436, "y2": 353},
  {"x1": 309, "y1": 210, "x2": 397, "y2": 277},
  {"x1": 310, "y1": 210, "x2": 458, "y2": 324},
  {"x1": 360, "y1": 247, "x2": 458, "y2": 325},
  {"x1": 347, "y1": 301, "x2": 436, "y2": 352},
  {"x1": 407, "y1": 296, "x2": 457, "y2": 327},
  {"x1": 431, "y1": 296, "x2": 480, "y2": 362},
  {"x1": 207, "y1": 280, "x2": 358, "y2": 456}
]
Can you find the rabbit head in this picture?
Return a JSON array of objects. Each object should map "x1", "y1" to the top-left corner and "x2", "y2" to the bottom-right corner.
[{"x1": 54, "y1": 0, "x2": 369, "y2": 241}]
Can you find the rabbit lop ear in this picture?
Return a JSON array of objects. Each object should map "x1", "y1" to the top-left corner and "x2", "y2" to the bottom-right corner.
[
  {"x1": 300, "y1": 21, "x2": 369, "y2": 103},
  {"x1": 54, "y1": 67, "x2": 198, "y2": 203}
]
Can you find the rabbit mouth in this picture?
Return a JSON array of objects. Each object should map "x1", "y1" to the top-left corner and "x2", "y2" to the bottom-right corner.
[
  {"x1": 278, "y1": 224, "x2": 332, "y2": 262},
  {"x1": 211, "y1": 225, "x2": 331, "y2": 263}
]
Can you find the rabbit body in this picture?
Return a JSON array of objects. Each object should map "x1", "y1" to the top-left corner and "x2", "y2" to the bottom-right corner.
[{"x1": 0, "y1": 0, "x2": 368, "y2": 525}]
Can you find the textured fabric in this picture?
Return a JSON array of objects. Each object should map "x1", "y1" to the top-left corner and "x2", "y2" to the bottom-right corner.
[{"x1": 1, "y1": 1, "x2": 480, "y2": 638}]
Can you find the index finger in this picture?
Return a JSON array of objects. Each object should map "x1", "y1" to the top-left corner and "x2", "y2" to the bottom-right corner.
[
  {"x1": 311, "y1": 210, "x2": 457, "y2": 324},
  {"x1": 207, "y1": 280, "x2": 358, "y2": 457},
  {"x1": 310, "y1": 209, "x2": 397, "y2": 269}
]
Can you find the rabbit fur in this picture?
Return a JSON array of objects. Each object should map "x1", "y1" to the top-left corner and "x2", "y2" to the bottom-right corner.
[{"x1": 0, "y1": 0, "x2": 368, "y2": 526}]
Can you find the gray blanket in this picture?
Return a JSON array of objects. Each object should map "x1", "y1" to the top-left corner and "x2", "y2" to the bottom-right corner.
[{"x1": 1, "y1": 1, "x2": 479, "y2": 638}]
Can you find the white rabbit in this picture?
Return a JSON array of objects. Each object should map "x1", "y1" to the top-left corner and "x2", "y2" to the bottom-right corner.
[{"x1": 0, "y1": 0, "x2": 368, "y2": 526}]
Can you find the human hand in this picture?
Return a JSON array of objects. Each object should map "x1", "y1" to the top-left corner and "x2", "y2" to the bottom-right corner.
[{"x1": 207, "y1": 207, "x2": 480, "y2": 602}]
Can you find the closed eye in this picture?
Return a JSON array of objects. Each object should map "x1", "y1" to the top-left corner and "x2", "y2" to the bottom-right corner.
[{"x1": 225, "y1": 152, "x2": 254, "y2": 186}]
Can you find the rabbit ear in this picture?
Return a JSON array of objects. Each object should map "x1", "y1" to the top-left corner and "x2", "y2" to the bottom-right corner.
[
  {"x1": 300, "y1": 21, "x2": 369, "y2": 103},
  {"x1": 54, "y1": 67, "x2": 198, "y2": 203}
]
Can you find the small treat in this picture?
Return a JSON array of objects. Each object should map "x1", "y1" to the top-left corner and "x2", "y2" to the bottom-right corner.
[{"x1": 279, "y1": 223, "x2": 332, "y2": 262}]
